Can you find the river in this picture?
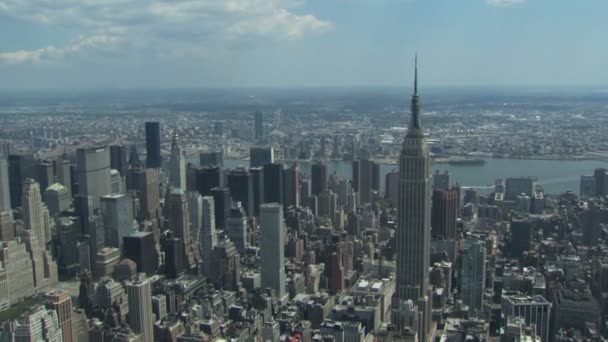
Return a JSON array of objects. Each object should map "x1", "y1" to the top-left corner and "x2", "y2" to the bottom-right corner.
[{"x1": 221, "y1": 158, "x2": 608, "y2": 196}]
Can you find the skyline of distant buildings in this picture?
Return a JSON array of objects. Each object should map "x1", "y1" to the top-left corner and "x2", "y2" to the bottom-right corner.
[{"x1": 1, "y1": 66, "x2": 608, "y2": 341}]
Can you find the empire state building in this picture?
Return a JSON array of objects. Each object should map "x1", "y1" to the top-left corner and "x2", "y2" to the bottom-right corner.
[{"x1": 394, "y1": 56, "x2": 432, "y2": 340}]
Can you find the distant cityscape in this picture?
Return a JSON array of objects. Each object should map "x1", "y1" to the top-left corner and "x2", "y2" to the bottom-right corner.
[{"x1": 0, "y1": 78, "x2": 608, "y2": 342}]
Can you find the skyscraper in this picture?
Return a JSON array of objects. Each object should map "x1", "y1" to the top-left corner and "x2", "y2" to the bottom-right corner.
[
  {"x1": 260, "y1": 203, "x2": 286, "y2": 300},
  {"x1": 21, "y1": 228, "x2": 58, "y2": 290},
  {"x1": 129, "y1": 144, "x2": 142, "y2": 168},
  {"x1": 110, "y1": 169, "x2": 123, "y2": 194},
  {"x1": 101, "y1": 194, "x2": 134, "y2": 250},
  {"x1": 250, "y1": 147, "x2": 274, "y2": 168},
  {"x1": 356, "y1": 159, "x2": 373, "y2": 204},
  {"x1": 123, "y1": 231, "x2": 158, "y2": 276},
  {"x1": 0, "y1": 210, "x2": 14, "y2": 242},
  {"x1": 6, "y1": 305, "x2": 63, "y2": 341},
  {"x1": 22, "y1": 179, "x2": 46, "y2": 250},
  {"x1": 126, "y1": 273, "x2": 154, "y2": 342},
  {"x1": 169, "y1": 130, "x2": 186, "y2": 190},
  {"x1": 311, "y1": 161, "x2": 327, "y2": 196},
  {"x1": 8, "y1": 154, "x2": 36, "y2": 208},
  {"x1": 263, "y1": 321, "x2": 280, "y2": 342},
  {"x1": 44, "y1": 183, "x2": 71, "y2": 216},
  {"x1": 167, "y1": 189, "x2": 199, "y2": 272},
  {"x1": 594, "y1": 168, "x2": 608, "y2": 197},
  {"x1": 371, "y1": 161, "x2": 380, "y2": 191},
  {"x1": 110, "y1": 144, "x2": 128, "y2": 177},
  {"x1": 254, "y1": 111, "x2": 264, "y2": 139},
  {"x1": 38, "y1": 161, "x2": 55, "y2": 195},
  {"x1": 76, "y1": 146, "x2": 112, "y2": 209},
  {"x1": 395, "y1": 57, "x2": 432, "y2": 339},
  {"x1": 505, "y1": 177, "x2": 535, "y2": 201},
  {"x1": 318, "y1": 190, "x2": 335, "y2": 219},
  {"x1": 127, "y1": 168, "x2": 160, "y2": 221},
  {"x1": 163, "y1": 236, "x2": 184, "y2": 279},
  {"x1": 210, "y1": 239, "x2": 241, "y2": 291},
  {"x1": 385, "y1": 170, "x2": 399, "y2": 205},
  {"x1": 145, "y1": 122, "x2": 162, "y2": 169},
  {"x1": 54, "y1": 159, "x2": 72, "y2": 194},
  {"x1": 459, "y1": 239, "x2": 486, "y2": 316},
  {"x1": 250, "y1": 167, "x2": 264, "y2": 216},
  {"x1": 284, "y1": 163, "x2": 300, "y2": 209},
  {"x1": 0, "y1": 240, "x2": 35, "y2": 305},
  {"x1": 0, "y1": 158, "x2": 12, "y2": 241},
  {"x1": 329, "y1": 247, "x2": 345, "y2": 293},
  {"x1": 510, "y1": 219, "x2": 533, "y2": 258},
  {"x1": 432, "y1": 170, "x2": 450, "y2": 191},
  {"x1": 211, "y1": 187, "x2": 231, "y2": 230},
  {"x1": 431, "y1": 189, "x2": 459, "y2": 240},
  {"x1": 227, "y1": 168, "x2": 254, "y2": 217},
  {"x1": 187, "y1": 191, "x2": 203, "y2": 245},
  {"x1": 201, "y1": 196, "x2": 217, "y2": 278},
  {"x1": 95, "y1": 246, "x2": 120, "y2": 279},
  {"x1": 352, "y1": 160, "x2": 360, "y2": 193},
  {"x1": 581, "y1": 175, "x2": 596, "y2": 199},
  {"x1": 263, "y1": 163, "x2": 284, "y2": 205},
  {"x1": 195, "y1": 166, "x2": 222, "y2": 197},
  {"x1": 502, "y1": 295, "x2": 551, "y2": 342},
  {"x1": 300, "y1": 178, "x2": 311, "y2": 210},
  {"x1": 226, "y1": 202, "x2": 248, "y2": 254},
  {"x1": 44, "y1": 289, "x2": 73, "y2": 342}
]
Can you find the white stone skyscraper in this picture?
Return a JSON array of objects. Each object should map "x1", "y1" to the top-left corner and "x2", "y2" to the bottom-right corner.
[
  {"x1": 0, "y1": 240, "x2": 35, "y2": 305},
  {"x1": 169, "y1": 130, "x2": 186, "y2": 190},
  {"x1": 201, "y1": 196, "x2": 216, "y2": 278},
  {"x1": 187, "y1": 191, "x2": 203, "y2": 245},
  {"x1": 126, "y1": 273, "x2": 154, "y2": 342},
  {"x1": 5, "y1": 305, "x2": 63, "y2": 341},
  {"x1": 260, "y1": 203, "x2": 286, "y2": 301},
  {"x1": 394, "y1": 56, "x2": 432, "y2": 341},
  {"x1": 22, "y1": 179, "x2": 46, "y2": 251},
  {"x1": 76, "y1": 146, "x2": 112, "y2": 209}
]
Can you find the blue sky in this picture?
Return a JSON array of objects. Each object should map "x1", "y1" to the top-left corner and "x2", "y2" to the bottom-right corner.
[{"x1": 1, "y1": 0, "x2": 607, "y2": 89}]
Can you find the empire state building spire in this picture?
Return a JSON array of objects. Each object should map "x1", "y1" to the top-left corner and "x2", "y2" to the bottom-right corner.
[{"x1": 410, "y1": 54, "x2": 422, "y2": 132}]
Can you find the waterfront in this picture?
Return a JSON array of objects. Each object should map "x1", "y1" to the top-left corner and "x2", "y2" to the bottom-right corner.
[{"x1": 224, "y1": 158, "x2": 608, "y2": 196}]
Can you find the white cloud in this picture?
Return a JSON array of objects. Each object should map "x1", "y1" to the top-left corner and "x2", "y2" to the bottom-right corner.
[
  {"x1": 0, "y1": 0, "x2": 333, "y2": 64},
  {"x1": 486, "y1": 0, "x2": 526, "y2": 7},
  {"x1": 0, "y1": 46, "x2": 62, "y2": 64},
  {"x1": 0, "y1": 28, "x2": 124, "y2": 64}
]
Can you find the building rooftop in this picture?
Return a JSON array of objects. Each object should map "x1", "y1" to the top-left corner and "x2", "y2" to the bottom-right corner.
[
  {"x1": 44, "y1": 289, "x2": 69, "y2": 297},
  {"x1": 46, "y1": 182, "x2": 66, "y2": 192},
  {"x1": 504, "y1": 294, "x2": 550, "y2": 305},
  {"x1": 98, "y1": 247, "x2": 120, "y2": 256},
  {"x1": 127, "y1": 231, "x2": 152, "y2": 238},
  {"x1": 170, "y1": 188, "x2": 185, "y2": 195},
  {"x1": 352, "y1": 277, "x2": 391, "y2": 293},
  {"x1": 101, "y1": 193, "x2": 126, "y2": 199}
]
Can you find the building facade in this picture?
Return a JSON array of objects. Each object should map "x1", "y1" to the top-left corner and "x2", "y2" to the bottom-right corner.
[
  {"x1": 126, "y1": 274, "x2": 154, "y2": 342},
  {"x1": 77, "y1": 146, "x2": 112, "y2": 209},
  {"x1": 145, "y1": 122, "x2": 162, "y2": 169},
  {"x1": 260, "y1": 203, "x2": 286, "y2": 300}
]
